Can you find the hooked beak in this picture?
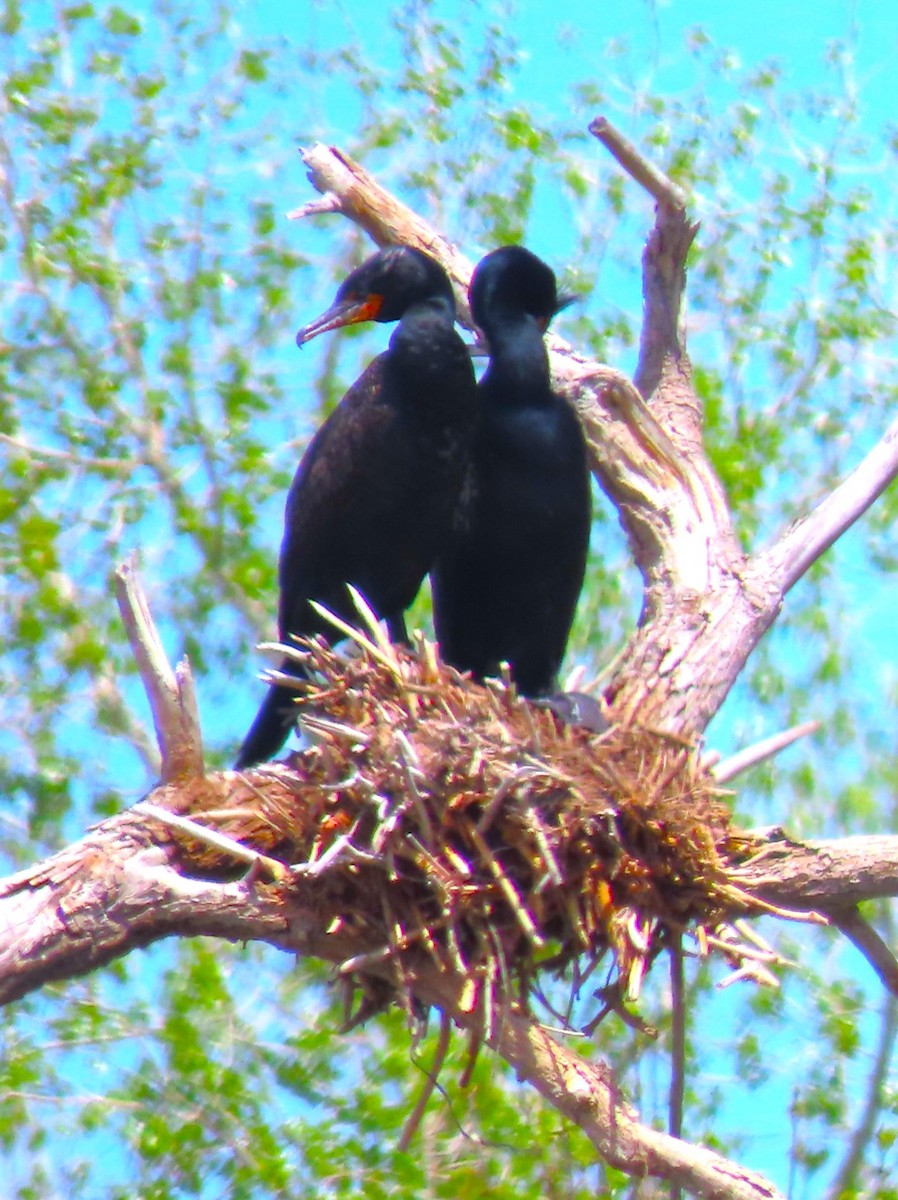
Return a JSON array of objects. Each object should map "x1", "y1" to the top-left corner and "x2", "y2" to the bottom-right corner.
[
  {"x1": 533, "y1": 292, "x2": 579, "y2": 335},
  {"x1": 296, "y1": 294, "x2": 384, "y2": 347}
]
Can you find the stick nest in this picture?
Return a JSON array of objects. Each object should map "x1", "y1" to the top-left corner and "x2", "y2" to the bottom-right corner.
[{"x1": 178, "y1": 635, "x2": 778, "y2": 1026}]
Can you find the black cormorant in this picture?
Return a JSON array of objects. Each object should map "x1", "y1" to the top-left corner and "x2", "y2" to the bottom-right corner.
[
  {"x1": 235, "y1": 245, "x2": 478, "y2": 768},
  {"x1": 431, "y1": 245, "x2": 591, "y2": 697}
]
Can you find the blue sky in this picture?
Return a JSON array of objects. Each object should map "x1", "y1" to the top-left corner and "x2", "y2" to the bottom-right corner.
[{"x1": 255, "y1": 0, "x2": 895, "y2": 138}]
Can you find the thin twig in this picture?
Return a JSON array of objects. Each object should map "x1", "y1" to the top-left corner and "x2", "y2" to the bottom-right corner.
[
  {"x1": 293, "y1": 825, "x2": 377, "y2": 876},
  {"x1": 711, "y1": 720, "x2": 821, "y2": 783},
  {"x1": 397, "y1": 1012, "x2": 453, "y2": 1152},
  {"x1": 286, "y1": 192, "x2": 341, "y2": 220}
]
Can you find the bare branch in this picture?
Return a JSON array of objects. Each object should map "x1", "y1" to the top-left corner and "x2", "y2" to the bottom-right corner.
[
  {"x1": 759, "y1": 412, "x2": 898, "y2": 593},
  {"x1": 286, "y1": 191, "x2": 341, "y2": 219},
  {"x1": 826, "y1": 988, "x2": 898, "y2": 1199},
  {"x1": 114, "y1": 556, "x2": 204, "y2": 782},
  {"x1": 827, "y1": 906, "x2": 898, "y2": 998},
  {"x1": 588, "y1": 117, "x2": 700, "y2": 403},
  {"x1": 669, "y1": 935, "x2": 686, "y2": 1200},
  {"x1": 589, "y1": 115, "x2": 690, "y2": 210},
  {"x1": 412, "y1": 965, "x2": 784, "y2": 1200},
  {"x1": 711, "y1": 721, "x2": 821, "y2": 784},
  {"x1": 292, "y1": 143, "x2": 475, "y2": 319}
]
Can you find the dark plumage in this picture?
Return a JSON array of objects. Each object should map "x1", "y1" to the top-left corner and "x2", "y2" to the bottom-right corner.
[
  {"x1": 432, "y1": 245, "x2": 591, "y2": 697},
  {"x1": 235, "y1": 246, "x2": 477, "y2": 768}
]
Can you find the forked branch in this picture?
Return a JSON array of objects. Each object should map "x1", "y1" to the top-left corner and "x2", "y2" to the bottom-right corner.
[{"x1": 114, "y1": 556, "x2": 204, "y2": 782}]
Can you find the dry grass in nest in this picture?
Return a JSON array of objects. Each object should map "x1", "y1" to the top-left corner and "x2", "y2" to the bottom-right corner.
[{"x1": 173, "y1": 618, "x2": 790, "y2": 1030}]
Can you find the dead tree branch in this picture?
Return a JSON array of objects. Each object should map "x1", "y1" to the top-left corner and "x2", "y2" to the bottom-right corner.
[
  {"x1": 114, "y1": 556, "x2": 204, "y2": 782},
  {"x1": 758, "y1": 411, "x2": 898, "y2": 594},
  {"x1": 7, "y1": 126, "x2": 896, "y2": 1200},
  {"x1": 589, "y1": 116, "x2": 690, "y2": 211},
  {"x1": 291, "y1": 144, "x2": 476, "y2": 321},
  {"x1": 710, "y1": 721, "x2": 821, "y2": 784}
]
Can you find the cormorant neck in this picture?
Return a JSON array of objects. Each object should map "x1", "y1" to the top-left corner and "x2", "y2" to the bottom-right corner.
[
  {"x1": 400, "y1": 291, "x2": 456, "y2": 328},
  {"x1": 481, "y1": 314, "x2": 551, "y2": 402},
  {"x1": 387, "y1": 292, "x2": 457, "y2": 352}
]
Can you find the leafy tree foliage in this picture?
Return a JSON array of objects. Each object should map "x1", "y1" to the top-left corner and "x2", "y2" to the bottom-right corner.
[{"x1": 2, "y1": 1, "x2": 897, "y2": 1196}]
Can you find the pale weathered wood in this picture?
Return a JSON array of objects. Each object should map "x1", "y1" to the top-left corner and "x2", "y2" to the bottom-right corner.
[{"x1": 114, "y1": 556, "x2": 204, "y2": 781}]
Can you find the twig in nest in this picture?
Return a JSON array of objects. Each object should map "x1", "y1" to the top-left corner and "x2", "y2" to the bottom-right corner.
[
  {"x1": 307, "y1": 600, "x2": 399, "y2": 677},
  {"x1": 337, "y1": 923, "x2": 436, "y2": 977},
  {"x1": 294, "y1": 822, "x2": 379, "y2": 876},
  {"x1": 133, "y1": 802, "x2": 289, "y2": 881},
  {"x1": 398, "y1": 1012, "x2": 453, "y2": 1152},
  {"x1": 467, "y1": 825, "x2": 544, "y2": 948}
]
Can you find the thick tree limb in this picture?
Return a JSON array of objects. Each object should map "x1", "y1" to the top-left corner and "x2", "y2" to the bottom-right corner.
[
  {"x1": 732, "y1": 834, "x2": 898, "y2": 908},
  {"x1": 7, "y1": 129, "x2": 891, "y2": 1200}
]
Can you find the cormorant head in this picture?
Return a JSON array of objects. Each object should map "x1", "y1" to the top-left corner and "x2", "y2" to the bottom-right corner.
[
  {"x1": 469, "y1": 245, "x2": 570, "y2": 336},
  {"x1": 297, "y1": 246, "x2": 455, "y2": 346}
]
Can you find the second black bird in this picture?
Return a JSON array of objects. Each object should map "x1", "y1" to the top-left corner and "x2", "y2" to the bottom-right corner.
[
  {"x1": 432, "y1": 245, "x2": 591, "y2": 697},
  {"x1": 235, "y1": 246, "x2": 478, "y2": 769}
]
